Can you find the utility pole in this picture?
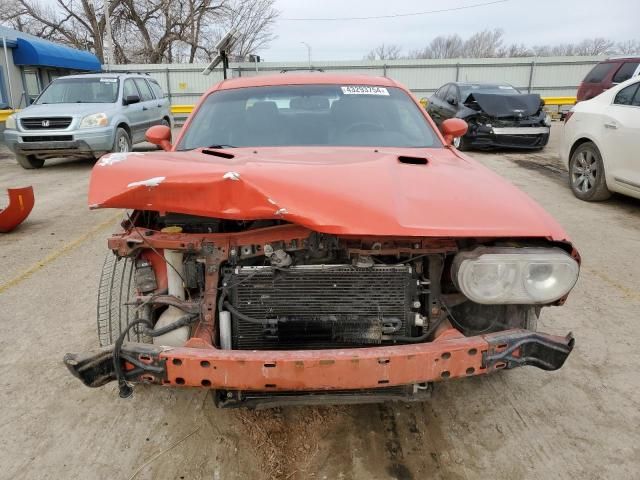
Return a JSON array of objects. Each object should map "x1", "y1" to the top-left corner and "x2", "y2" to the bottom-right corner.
[
  {"x1": 301, "y1": 42, "x2": 311, "y2": 69},
  {"x1": 103, "y1": 0, "x2": 114, "y2": 69}
]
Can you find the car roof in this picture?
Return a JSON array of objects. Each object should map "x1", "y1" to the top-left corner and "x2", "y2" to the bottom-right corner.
[
  {"x1": 211, "y1": 73, "x2": 401, "y2": 93},
  {"x1": 53, "y1": 72, "x2": 155, "y2": 80},
  {"x1": 603, "y1": 56, "x2": 640, "y2": 62},
  {"x1": 454, "y1": 81, "x2": 514, "y2": 87}
]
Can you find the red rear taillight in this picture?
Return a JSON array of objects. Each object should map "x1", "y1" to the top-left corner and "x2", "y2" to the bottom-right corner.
[
  {"x1": 564, "y1": 111, "x2": 574, "y2": 123},
  {"x1": 576, "y1": 82, "x2": 585, "y2": 102}
]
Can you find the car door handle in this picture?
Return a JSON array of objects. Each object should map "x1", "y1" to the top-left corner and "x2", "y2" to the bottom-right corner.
[
  {"x1": 142, "y1": 106, "x2": 148, "y2": 111},
  {"x1": 157, "y1": 104, "x2": 162, "y2": 108},
  {"x1": 604, "y1": 121, "x2": 618, "y2": 129}
]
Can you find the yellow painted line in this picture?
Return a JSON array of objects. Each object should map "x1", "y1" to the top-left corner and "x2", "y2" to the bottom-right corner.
[
  {"x1": 0, "y1": 211, "x2": 123, "y2": 295},
  {"x1": 584, "y1": 267, "x2": 640, "y2": 302}
]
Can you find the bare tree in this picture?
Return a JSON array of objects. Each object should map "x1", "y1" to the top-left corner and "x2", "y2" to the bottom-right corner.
[
  {"x1": 574, "y1": 37, "x2": 616, "y2": 56},
  {"x1": 462, "y1": 29, "x2": 504, "y2": 58},
  {"x1": 615, "y1": 39, "x2": 640, "y2": 55},
  {"x1": 364, "y1": 43, "x2": 402, "y2": 60},
  {"x1": 221, "y1": 0, "x2": 278, "y2": 58},
  {"x1": 368, "y1": 31, "x2": 640, "y2": 60},
  {"x1": 1, "y1": 0, "x2": 116, "y2": 61},
  {"x1": 409, "y1": 34, "x2": 463, "y2": 59},
  {"x1": 430, "y1": 34, "x2": 464, "y2": 58},
  {"x1": 0, "y1": 0, "x2": 278, "y2": 64},
  {"x1": 497, "y1": 43, "x2": 533, "y2": 58}
]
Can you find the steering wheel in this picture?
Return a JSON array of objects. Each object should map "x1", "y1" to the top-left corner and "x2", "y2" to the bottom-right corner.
[{"x1": 345, "y1": 122, "x2": 385, "y2": 133}]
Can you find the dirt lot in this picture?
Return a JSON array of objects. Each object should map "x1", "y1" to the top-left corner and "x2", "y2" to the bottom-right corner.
[{"x1": 1, "y1": 125, "x2": 639, "y2": 480}]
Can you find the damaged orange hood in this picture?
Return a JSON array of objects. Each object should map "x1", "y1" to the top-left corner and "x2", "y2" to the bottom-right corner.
[{"x1": 89, "y1": 147, "x2": 568, "y2": 239}]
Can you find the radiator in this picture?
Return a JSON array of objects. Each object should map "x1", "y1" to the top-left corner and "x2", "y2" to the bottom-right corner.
[{"x1": 226, "y1": 264, "x2": 415, "y2": 350}]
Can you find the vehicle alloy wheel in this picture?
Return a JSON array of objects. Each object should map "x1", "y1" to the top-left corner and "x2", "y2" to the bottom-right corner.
[
  {"x1": 112, "y1": 127, "x2": 132, "y2": 154},
  {"x1": 97, "y1": 252, "x2": 150, "y2": 346},
  {"x1": 569, "y1": 142, "x2": 611, "y2": 202},
  {"x1": 118, "y1": 137, "x2": 129, "y2": 152}
]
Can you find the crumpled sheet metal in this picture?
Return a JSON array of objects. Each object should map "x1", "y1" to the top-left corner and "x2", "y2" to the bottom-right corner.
[
  {"x1": 88, "y1": 148, "x2": 569, "y2": 240},
  {"x1": 0, "y1": 186, "x2": 34, "y2": 233}
]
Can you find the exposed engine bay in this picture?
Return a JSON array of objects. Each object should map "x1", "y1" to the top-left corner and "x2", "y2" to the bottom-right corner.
[
  {"x1": 138, "y1": 211, "x2": 548, "y2": 351},
  {"x1": 63, "y1": 210, "x2": 576, "y2": 408}
]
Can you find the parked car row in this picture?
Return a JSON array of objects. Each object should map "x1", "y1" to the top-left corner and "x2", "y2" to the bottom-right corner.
[
  {"x1": 3, "y1": 73, "x2": 172, "y2": 169},
  {"x1": 4, "y1": 62, "x2": 639, "y2": 205},
  {"x1": 423, "y1": 56, "x2": 640, "y2": 203}
]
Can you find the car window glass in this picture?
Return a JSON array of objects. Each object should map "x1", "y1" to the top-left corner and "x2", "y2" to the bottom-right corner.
[
  {"x1": 35, "y1": 78, "x2": 119, "y2": 104},
  {"x1": 612, "y1": 62, "x2": 640, "y2": 83},
  {"x1": 178, "y1": 84, "x2": 442, "y2": 149},
  {"x1": 123, "y1": 79, "x2": 139, "y2": 99},
  {"x1": 584, "y1": 63, "x2": 615, "y2": 83},
  {"x1": 613, "y1": 84, "x2": 639, "y2": 105},
  {"x1": 434, "y1": 85, "x2": 446, "y2": 99},
  {"x1": 449, "y1": 85, "x2": 459, "y2": 102},
  {"x1": 134, "y1": 78, "x2": 154, "y2": 101},
  {"x1": 632, "y1": 86, "x2": 640, "y2": 107},
  {"x1": 149, "y1": 81, "x2": 164, "y2": 99},
  {"x1": 459, "y1": 84, "x2": 520, "y2": 98},
  {"x1": 441, "y1": 85, "x2": 452, "y2": 100}
]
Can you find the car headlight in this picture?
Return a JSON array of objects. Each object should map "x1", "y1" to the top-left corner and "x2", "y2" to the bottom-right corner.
[
  {"x1": 80, "y1": 113, "x2": 109, "y2": 129},
  {"x1": 543, "y1": 114, "x2": 552, "y2": 126},
  {"x1": 453, "y1": 247, "x2": 579, "y2": 304},
  {"x1": 5, "y1": 114, "x2": 16, "y2": 130}
]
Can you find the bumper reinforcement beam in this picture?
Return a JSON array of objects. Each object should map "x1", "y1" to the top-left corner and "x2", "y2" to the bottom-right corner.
[{"x1": 64, "y1": 328, "x2": 574, "y2": 393}]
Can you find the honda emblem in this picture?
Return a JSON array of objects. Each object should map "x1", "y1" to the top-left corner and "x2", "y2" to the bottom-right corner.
[{"x1": 41, "y1": 120, "x2": 50, "y2": 127}]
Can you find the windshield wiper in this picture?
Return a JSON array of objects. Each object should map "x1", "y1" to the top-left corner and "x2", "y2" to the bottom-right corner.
[{"x1": 206, "y1": 144, "x2": 236, "y2": 149}]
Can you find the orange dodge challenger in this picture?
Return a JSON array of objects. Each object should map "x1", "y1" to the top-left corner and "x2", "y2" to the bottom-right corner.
[{"x1": 65, "y1": 74, "x2": 578, "y2": 408}]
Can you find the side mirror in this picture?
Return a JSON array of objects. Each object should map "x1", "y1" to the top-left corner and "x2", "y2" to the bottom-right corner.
[
  {"x1": 123, "y1": 94, "x2": 140, "y2": 106},
  {"x1": 145, "y1": 125, "x2": 172, "y2": 151},
  {"x1": 446, "y1": 96, "x2": 458, "y2": 106},
  {"x1": 441, "y1": 118, "x2": 468, "y2": 146}
]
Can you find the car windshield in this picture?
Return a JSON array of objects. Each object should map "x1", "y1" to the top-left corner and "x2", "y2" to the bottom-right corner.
[
  {"x1": 35, "y1": 78, "x2": 119, "y2": 104},
  {"x1": 459, "y1": 84, "x2": 520, "y2": 99},
  {"x1": 177, "y1": 84, "x2": 441, "y2": 150}
]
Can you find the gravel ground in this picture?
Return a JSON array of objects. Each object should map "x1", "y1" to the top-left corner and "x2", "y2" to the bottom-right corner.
[{"x1": 0, "y1": 124, "x2": 638, "y2": 480}]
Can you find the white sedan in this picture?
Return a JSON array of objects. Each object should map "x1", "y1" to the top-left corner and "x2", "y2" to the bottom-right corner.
[{"x1": 562, "y1": 77, "x2": 640, "y2": 201}]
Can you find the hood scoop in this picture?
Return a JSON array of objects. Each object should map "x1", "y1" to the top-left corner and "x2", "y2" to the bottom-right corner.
[
  {"x1": 398, "y1": 155, "x2": 428, "y2": 165},
  {"x1": 202, "y1": 148, "x2": 235, "y2": 159}
]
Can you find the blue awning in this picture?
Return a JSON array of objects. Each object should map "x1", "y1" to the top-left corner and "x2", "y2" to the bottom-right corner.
[{"x1": 12, "y1": 37, "x2": 101, "y2": 71}]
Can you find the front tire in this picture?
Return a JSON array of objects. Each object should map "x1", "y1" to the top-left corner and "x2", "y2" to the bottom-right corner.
[
  {"x1": 97, "y1": 252, "x2": 149, "y2": 346},
  {"x1": 15, "y1": 153, "x2": 44, "y2": 169},
  {"x1": 569, "y1": 142, "x2": 611, "y2": 201},
  {"x1": 112, "y1": 127, "x2": 132, "y2": 153},
  {"x1": 453, "y1": 135, "x2": 471, "y2": 151}
]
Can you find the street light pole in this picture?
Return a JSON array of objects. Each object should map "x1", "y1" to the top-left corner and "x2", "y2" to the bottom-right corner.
[{"x1": 301, "y1": 42, "x2": 311, "y2": 69}]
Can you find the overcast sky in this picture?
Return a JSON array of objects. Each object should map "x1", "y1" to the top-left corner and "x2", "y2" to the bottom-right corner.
[{"x1": 264, "y1": 0, "x2": 640, "y2": 61}]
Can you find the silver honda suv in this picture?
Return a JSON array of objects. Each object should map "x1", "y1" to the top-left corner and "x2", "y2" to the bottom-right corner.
[{"x1": 3, "y1": 73, "x2": 173, "y2": 169}]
